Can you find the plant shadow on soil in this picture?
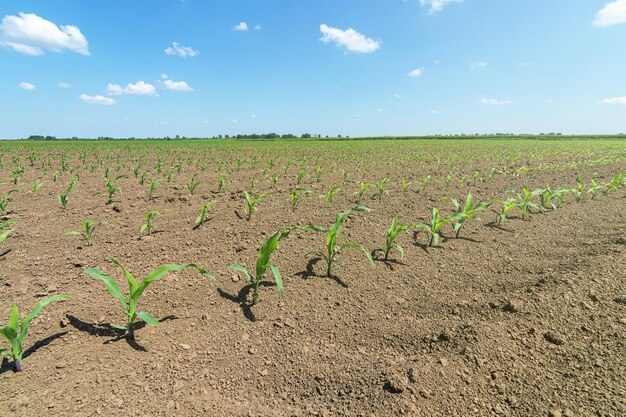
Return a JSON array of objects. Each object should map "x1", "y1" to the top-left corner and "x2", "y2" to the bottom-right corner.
[
  {"x1": 217, "y1": 281, "x2": 277, "y2": 322},
  {"x1": 66, "y1": 314, "x2": 177, "y2": 352},
  {"x1": 295, "y1": 257, "x2": 349, "y2": 288},
  {"x1": 0, "y1": 331, "x2": 68, "y2": 375},
  {"x1": 370, "y1": 249, "x2": 408, "y2": 271}
]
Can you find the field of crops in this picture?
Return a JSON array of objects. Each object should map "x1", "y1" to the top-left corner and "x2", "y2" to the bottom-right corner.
[{"x1": 1, "y1": 138, "x2": 625, "y2": 416}]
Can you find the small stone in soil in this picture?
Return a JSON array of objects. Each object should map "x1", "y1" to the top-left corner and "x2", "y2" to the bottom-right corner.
[{"x1": 543, "y1": 332, "x2": 564, "y2": 346}]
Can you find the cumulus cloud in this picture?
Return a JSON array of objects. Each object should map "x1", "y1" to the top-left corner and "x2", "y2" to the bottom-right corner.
[
  {"x1": 254, "y1": 24, "x2": 262, "y2": 30},
  {"x1": 598, "y1": 96, "x2": 626, "y2": 105},
  {"x1": 233, "y1": 22, "x2": 249, "y2": 31},
  {"x1": 418, "y1": 0, "x2": 463, "y2": 14},
  {"x1": 107, "y1": 81, "x2": 157, "y2": 96},
  {"x1": 164, "y1": 42, "x2": 198, "y2": 57},
  {"x1": 79, "y1": 94, "x2": 116, "y2": 105},
  {"x1": 19, "y1": 82, "x2": 35, "y2": 90},
  {"x1": 470, "y1": 61, "x2": 488, "y2": 70},
  {"x1": 57, "y1": 82, "x2": 72, "y2": 88},
  {"x1": 163, "y1": 78, "x2": 193, "y2": 92},
  {"x1": 408, "y1": 67, "x2": 423, "y2": 77},
  {"x1": 593, "y1": 0, "x2": 626, "y2": 27},
  {"x1": 319, "y1": 24, "x2": 380, "y2": 53},
  {"x1": 0, "y1": 12, "x2": 89, "y2": 56},
  {"x1": 481, "y1": 98, "x2": 511, "y2": 106}
]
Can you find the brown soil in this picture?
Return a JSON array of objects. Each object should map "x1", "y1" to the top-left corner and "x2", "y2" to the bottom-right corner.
[{"x1": 0, "y1": 139, "x2": 625, "y2": 416}]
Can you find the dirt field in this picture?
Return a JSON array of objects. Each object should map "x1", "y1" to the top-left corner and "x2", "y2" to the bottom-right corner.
[{"x1": 1, "y1": 138, "x2": 625, "y2": 416}]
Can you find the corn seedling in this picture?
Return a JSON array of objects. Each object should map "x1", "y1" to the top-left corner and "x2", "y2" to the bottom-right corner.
[
  {"x1": 229, "y1": 228, "x2": 298, "y2": 305},
  {"x1": 57, "y1": 180, "x2": 76, "y2": 209},
  {"x1": 65, "y1": 220, "x2": 106, "y2": 246},
  {"x1": 401, "y1": 179, "x2": 412, "y2": 195},
  {"x1": 30, "y1": 179, "x2": 43, "y2": 193},
  {"x1": 147, "y1": 180, "x2": 159, "y2": 201},
  {"x1": 381, "y1": 217, "x2": 408, "y2": 261},
  {"x1": 290, "y1": 188, "x2": 310, "y2": 210},
  {"x1": 571, "y1": 177, "x2": 585, "y2": 202},
  {"x1": 0, "y1": 190, "x2": 18, "y2": 214},
  {"x1": 101, "y1": 175, "x2": 124, "y2": 204},
  {"x1": 421, "y1": 175, "x2": 431, "y2": 192},
  {"x1": 306, "y1": 206, "x2": 374, "y2": 277},
  {"x1": 186, "y1": 175, "x2": 201, "y2": 195},
  {"x1": 587, "y1": 177, "x2": 602, "y2": 200},
  {"x1": 512, "y1": 186, "x2": 545, "y2": 219},
  {"x1": 217, "y1": 173, "x2": 226, "y2": 192},
  {"x1": 194, "y1": 200, "x2": 217, "y2": 228},
  {"x1": 84, "y1": 258, "x2": 214, "y2": 339},
  {"x1": 315, "y1": 165, "x2": 323, "y2": 183},
  {"x1": 141, "y1": 210, "x2": 160, "y2": 236},
  {"x1": 603, "y1": 174, "x2": 624, "y2": 195},
  {"x1": 323, "y1": 186, "x2": 341, "y2": 206},
  {"x1": 444, "y1": 173, "x2": 453, "y2": 189},
  {"x1": 412, "y1": 207, "x2": 459, "y2": 247},
  {"x1": 243, "y1": 191, "x2": 267, "y2": 221},
  {"x1": 353, "y1": 181, "x2": 372, "y2": 203},
  {"x1": 449, "y1": 193, "x2": 491, "y2": 238},
  {"x1": 374, "y1": 178, "x2": 391, "y2": 199},
  {"x1": 498, "y1": 197, "x2": 519, "y2": 224},
  {"x1": 1, "y1": 295, "x2": 72, "y2": 372}
]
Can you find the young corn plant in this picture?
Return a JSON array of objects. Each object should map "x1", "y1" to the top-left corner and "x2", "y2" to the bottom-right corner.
[
  {"x1": 186, "y1": 175, "x2": 201, "y2": 195},
  {"x1": 194, "y1": 200, "x2": 217, "y2": 228},
  {"x1": 0, "y1": 221, "x2": 14, "y2": 254},
  {"x1": 412, "y1": 207, "x2": 458, "y2": 247},
  {"x1": 498, "y1": 197, "x2": 520, "y2": 225},
  {"x1": 381, "y1": 217, "x2": 408, "y2": 261},
  {"x1": 512, "y1": 186, "x2": 544, "y2": 219},
  {"x1": 243, "y1": 191, "x2": 267, "y2": 221},
  {"x1": 0, "y1": 190, "x2": 18, "y2": 214},
  {"x1": 146, "y1": 180, "x2": 159, "y2": 201},
  {"x1": 31, "y1": 179, "x2": 43, "y2": 193},
  {"x1": 306, "y1": 206, "x2": 374, "y2": 277},
  {"x1": 217, "y1": 173, "x2": 226, "y2": 193},
  {"x1": 353, "y1": 181, "x2": 372, "y2": 203},
  {"x1": 603, "y1": 174, "x2": 624, "y2": 195},
  {"x1": 290, "y1": 188, "x2": 310, "y2": 210},
  {"x1": 229, "y1": 228, "x2": 298, "y2": 305},
  {"x1": 587, "y1": 177, "x2": 602, "y2": 200},
  {"x1": 323, "y1": 186, "x2": 341, "y2": 206},
  {"x1": 570, "y1": 177, "x2": 585, "y2": 202},
  {"x1": 421, "y1": 175, "x2": 432, "y2": 192},
  {"x1": 101, "y1": 175, "x2": 124, "y2": 204},
  {"x1": 449, "y1": 193, "x2": 491, "y2": 238},
  {"x1": 83, "y1": 258, "x2": 214, "y2": 340},
  {"x1": 374, "y1": 178, "x2": 391, "y2": 199},
  {"x1": 141, "y1": 210, "x2": 160, "y2": 236},
  {"x1": 1, "y1": 295, "x2": 72, "y2": 372},
  {"x1": 65, "y1": 220, "x2": 106, "y2": 246},
  {"x1": 401, "y1": 179, "x2": 412, "y2": 195},
  {"x1": 57, "y1": 180, "x2": 76, "y2": 209}
]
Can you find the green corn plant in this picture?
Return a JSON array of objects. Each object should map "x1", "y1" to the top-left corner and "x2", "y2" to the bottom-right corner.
[
  {"x1": 498, "y1": 197, "x2": 519, "y2": 224},
  {"x1": 101, "y1": 175, "x2": 124, "y2": 204},
  {"x1": 65, "y1": 220, "x2": 106, "y2": 246},
  {"x1": 603, "y1": 174, "x2": 624, "y2": 195},
  {"x1": 0, "y1": 190, "x2": 18, "y2": 214},
  {"x1": 270, "y1": 173, "x2": 280, "y2": 187},
  {"x1": 0, "y1": 221, "x2": 14, "y2": 252},
  {"x1": 472, "y1": 171, "x2": 481, "y2": 186},
  {"x1": 315, "y1": 165, "x2": 323, "y2": 183},
  {"x1": 538, "y1": 187, "x2": 556, "y2": 211},
  {"x1": 57, "y1": 180, "x2": 76, "y2": 209},
  {"x1": 571, "y1": 177, "x2": 585, "y2": 202},
  {"x1": 421, "y1": 175, "x2": 431, "y2": 192},
  {"x1": 290, "y1": 188, "x2": 310, "y2": 210},
  {"x1": 186, "y1": 175, "x2": 201, "y2": 195},
  {"x1": 243, "y1": 191, "x2": 267, "y2": 221},
  {"x1": 444, "y1": 173, "x2": 453, "y2": 189},
  {"x1": 512, "y1": 186, "x2": 544, "y2": 219},
  {"x1": 1, "y1": 295, "x2": 73, "y2": 372},
  {"x1": 323, "y1": 186, "x2": 341, "y2": 206},
  {"x1": 52, "y1": 171, "x2": 59, "y2": 182},
  {"x1": 139, "y1": 172, "x2": 148, "y2": 185},
  {"x1": 412, "y1": 207, "x2": 459, "y2": 247},
  {"x1": 587, "y1": 177, "x2": 602, "y2": 200},
  {"x1": 353, "y1": 181, "x2": 372, "y2": 203},
  {"x1": 374, "y1": 178, "x2": 391, "y2": 199},
  {"x1": 30, "y1": 179, "x2": 43, "y2": 193},
  {"x1": 217, "y1": 172, "x2": 226, "y2": 192},
  {"x1": 306, "y1": 206, "x2": 374, "y2": 277},
  {"x1": 83, "y1": 258, "x2": 214, "y2": 340},
  {"x1": 401, "y1": 179, "x2": 412, "y2": 195},
  {"x1": 166, "y1": 171, "x2": 174, "y2": 182},
  {"x1": 381, "y1": 217, "x2": 408, "y2": 261},
  {"x1": 449, "y1": 193, "x2": 491, "y2": 238},
  {"x1": 141, "y1": 210, "x2": 160, "y2": 236},
  {"x1": 551, "y1": 188, "x2": 569, "y2": 208},
  {"x1": 295, "y1": 165, "x2": 306, "y2": 184},
  {"x1": 194, "y1": 200, "x2": 217, "y2": 228},
  {"x1": 147, "y1": 180, "x2": 159, "y2": 201},
  {"x1": 229, "y1": 228, "x2": 298, "y2": 305},
  {"x1": 459, "y1": 174, "x2": 469, "y2": 188}
]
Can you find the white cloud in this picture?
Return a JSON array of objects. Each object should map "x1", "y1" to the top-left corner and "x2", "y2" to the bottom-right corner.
[
  {"x1": 517, "y1": 62, "x2": 533, "y2": 68},
  {"x1": 470, "y1": 61, "x2": 488, "y2": 70},
  {"x1": 430, "y1": 109, "x2": 440, "y2": 114},
  {"x1": 394, "y1": 93, "x2": 403, "y2": 99},
  {"x1": 481, "y1": 98, "x2": 511, "y2": 106},
  {"x1": 0, "y1": 12, "x2": 89, "y2": 56},
  {"x1": 79, "y1": 94, "x2": 116, "y2": 105},
  {"x1": 164, "y1": 42, "x2": 198, "y2": 57},
  {"x1": 598, "y1": 96, "x2": 626, "y2": 105},
  {"x1": 254, "y1": 24, "x2": 262, "y2": 30},
  {"x1": 233, "y1": 22, "x2": 249, "y2": 31},
  {"x1": 19, "y1": 82, "x2": 35, "y2": 90},
  {"x1": 251, "y1": 113, "x2": 256, "y2": 118},
  {"x1": 163, "y1": 78, "x2": 193, "y2": 92},
  {"x1": 418, "y1": 0, "x2": 463, "y2": 14},
  {"x1": 593, "y1": 0, "x2": 626, "y2": 27},
  {"x1": 57, "y1": 82, "x2": 72, "y2": 88},
  {"x1": 107, "y1": 81, "x2": 157, "y2": 96},
  {"x1": 201, "y1": 120, "x2": 209, "y2": 124},
  {"x1": 319, "y1": 24, "x2": 380, "y2": 53},
  {"x1": 408, "y1": 67, "x2": 423, "y2": 77}
]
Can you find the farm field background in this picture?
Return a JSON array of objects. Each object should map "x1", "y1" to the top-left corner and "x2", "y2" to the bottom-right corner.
[{"x1": 1, "y1": 137, "x2": 625, "y2": 416}]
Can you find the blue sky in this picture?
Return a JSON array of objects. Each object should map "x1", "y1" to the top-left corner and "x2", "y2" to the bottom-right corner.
[{"x1": 1, "y1": 0, "x2": 625, "y2": 138}]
